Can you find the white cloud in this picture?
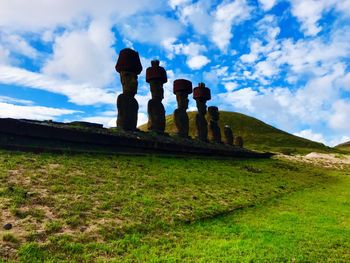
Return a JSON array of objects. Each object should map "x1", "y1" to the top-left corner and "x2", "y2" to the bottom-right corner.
[
  {"x1": 0, "y1": 0, "x2": 165, "y2": 31},
  {"x1": 42, "y1": 20, "x2": 116, "y2": 89},
  {"x1": 122, "y1": 15, "x2": 183, "y2": 45},
  {"x1": 0, "y1": 102, "x2": 78, "y2": 120},
  {"x1": 178, "y1": 0, "x2": 213, "y2": 35},
  {"x1": 223, "y1": 82, "x2": 238, "y2": 92},
  {"x1": 329, "y1": 100, "x2": 350, "y2": 132},
  {"x1": 163, "y1": 40, "x2": 210, "y2": 69},
  {"x1": 293, "y1": 129, "x2": 327, "y2": 145},
  {"x1": 0, "y1": 34, "x2": 39, "y2": 59},
  {"x1": 187, "y1": 55, "x2": 210, "y2": 70},
  {"x1": 0, "y1": 65, "x2": 115, "y2": 105},
  {"x1": 0, "y1": 44, "x2": 10, "y2": 65},
  {"x1": 211, "y1": 0, "x2": 252, "y2": 52},
  {"x1": 168, "y1": 0, "x2": 191, "y2": 9},
  {"x1": 289, "y1": 0, "x2": 350, "y2": 36},
  {"x1": 0, "y1": 95, "x2": 33, "y2": 105},
  {"x1": 258, "y1": 0, "x2": 277, "y2": 11}
]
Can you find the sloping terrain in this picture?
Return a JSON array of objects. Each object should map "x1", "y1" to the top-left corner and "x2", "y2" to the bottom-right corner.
[
  {"x1": 140, "y1": 111, "x2": 331, "y2": 154},
  {"x1": 336, "y1": 141, "x2": 350, "y2": 152},
  {"x1": 0, "y1": 150, "x2": 341, "y2": 262},
  {"x1": 1, "y1": 149, "x2": 350, "y2": 261}
]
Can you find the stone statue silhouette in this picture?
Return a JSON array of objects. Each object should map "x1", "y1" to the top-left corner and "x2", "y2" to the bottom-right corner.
[
  {"x1": 173, "y1": 79, "x2": 192, "y2": 138},
  {"x1": 146, "y1": 60, "x2": 167, "y2": 134},
  {"x1": 193, "y1": 83, "x2": 211, "y2": 142},
  {"x1": 115, "y1": 48, "x2": 142, "y2": 131},
  {"x1": 224, "y1": 125, "x2": 234, "y2": 145},
  {"x1": 208, "y1": 106, "x2": 222, "y2": 143}
]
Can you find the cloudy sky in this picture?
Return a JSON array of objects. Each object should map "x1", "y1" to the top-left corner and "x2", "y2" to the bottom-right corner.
[{"x1": 0, "y1": 0, "x2": 349, "y2": 146}]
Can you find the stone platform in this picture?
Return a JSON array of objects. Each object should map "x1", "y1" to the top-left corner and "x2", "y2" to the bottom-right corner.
[{"x1": 0, "y1": 118, "x2": 272, "y2": 158}]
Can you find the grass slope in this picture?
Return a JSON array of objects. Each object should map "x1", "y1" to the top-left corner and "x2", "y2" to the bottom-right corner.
[
  {"x1": 123, "y1": 170, "x2": 350, "y2": 262},
  {"x1": 336, "y1": 141, "x2": 350, "y2": 152},
  {"x1": 0, "y1": 150, "x2": 348, "y2": 262},
  {"x1": 140, "y1": 111, "x2": 330, "y2": 154}
]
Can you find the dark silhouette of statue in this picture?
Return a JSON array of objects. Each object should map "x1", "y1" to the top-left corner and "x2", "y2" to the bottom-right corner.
[
  {"x1": 234, "y1": 136, "x2": 244, "y2": 148},
  {"x1": 208, "y1": 106, "x2": 221, "y2": 143},
  {"x1": 173, "y1": 79, "x2": 192, "y2": 137},
  {"x1": 224, "y1": 125, "x2": 234, "y2": 145},
  {"x1": 146, "y1": 60, "x2": 167, "y2": 134},
  {"x1": 193, "y1": 83, "x2": 211, "y2": 141},
  {"x1": 115, "y1": 48, "x2": 142, "y2": 131}
]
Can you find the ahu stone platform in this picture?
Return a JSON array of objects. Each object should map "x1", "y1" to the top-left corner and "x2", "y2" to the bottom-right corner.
[{"x1": 0, "y1": 118, "x2": 272, "y2": 158}]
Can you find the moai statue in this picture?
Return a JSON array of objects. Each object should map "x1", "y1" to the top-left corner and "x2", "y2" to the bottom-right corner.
[
  {"x1": 146, "y1": 60, "x2": 167, "y2": 134},
  {"x1": 208, "y1": 106, "x2": 222, "y2": 143},
  {"x1": 234, "y1": 136, "x2": 244, "y2": 148},
  {"x1": 115, "y1": 48, "x2": 142, "y2": 131},
  {"x1": 224, "y1": 125, "x2": 234, "y2": 145},
  {"x1": 193, "y1": 83, "x2": 211, "y2": 141},
  {"x1": 173, "y1": 79, "x2": 193, "y2": 138}
]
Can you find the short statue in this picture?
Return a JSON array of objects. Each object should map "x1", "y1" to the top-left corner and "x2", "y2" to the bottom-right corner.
[
  {"x1": 234, "y1": 136, "x2": 244, "y2": 148},
  {"x1": 208, "y1": 106, "x2": 221, "y2": 143},
  {"x1": 146, "y1": 60, "x2": 167, "y2": 133},
  {"x1": 173, "y1": 79, "x2": 193, "y2": 138},
  {"x1": 224, "y1": 125, "x2": 234, "y2": 145},
  {"x1": 193, "y1": 83, "x2": 211, "y2": 141},
  {"x1": 115, "y1": 48, "x2": 142, "y2": 131}
]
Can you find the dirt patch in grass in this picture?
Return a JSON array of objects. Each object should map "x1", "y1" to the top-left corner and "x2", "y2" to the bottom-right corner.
[{"x1": 276, "y1": 152, "x2": 350, "y2": 169}]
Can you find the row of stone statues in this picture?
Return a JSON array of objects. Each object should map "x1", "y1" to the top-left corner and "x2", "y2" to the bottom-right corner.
[{"x1": 115, "y1": 48, "x2": 243, "y2": 147}]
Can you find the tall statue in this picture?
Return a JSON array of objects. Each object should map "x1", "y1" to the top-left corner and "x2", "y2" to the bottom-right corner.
[
  {"x1": 224, "y1": 125, "x2": 234, "y2": 145},
  {"x1": 115, "y1": 48, "x2": 142, "y2": 131},
  {"x1": 146, "y1": 60, "x2": 167, "y2": 134},
  {"x1": 173, "y1": 79, "x2": 193, "y2": 138},
  {"x1": 208, "y1": 106, "x2": 222, "y2": 143},
  {"x1": 193, "y1": 83, "x2": 211, "y2": 141}
]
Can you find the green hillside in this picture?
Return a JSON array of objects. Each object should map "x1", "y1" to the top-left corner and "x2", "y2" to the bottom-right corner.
[
  {"x1": 140, "y1": 111, "x2": 331, "y2": 154},
  {"x1": 336, "y1": 141, "x2": 350, "y2": 152}
]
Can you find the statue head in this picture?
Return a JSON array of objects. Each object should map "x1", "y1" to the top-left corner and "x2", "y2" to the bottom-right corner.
[
  {"x1": 176, "y1": 92, "x2": 189, "y2": 110},
  {"x1": 173, "y1": 79, "x2": 192, "y2": 110},
  {"x1": 208, "y1": 106, "x2": 219, "y2": 121}
]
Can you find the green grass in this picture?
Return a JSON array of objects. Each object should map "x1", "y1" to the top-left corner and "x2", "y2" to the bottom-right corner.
[
  {"x1": 0, "y1": 150, "x2": 349, "y2": 261},
  {"x1": 123, "y1": 170, "x2": 350, "y2": 262},
  {"x1": 335, "y1": 141, "x2": 350, "y2": 153},
  {"x1": 139, "y1": 111, "x2": 332, "y2": 154}
]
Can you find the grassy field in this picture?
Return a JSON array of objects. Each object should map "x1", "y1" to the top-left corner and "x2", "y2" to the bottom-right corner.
[
  {"x1": 1, "y1": 150, "x2": 349, "y2": 262},
  {"x1": 139, "y1": 111, "x2": 332, "y2": 154},
  {"x1": 336, "y1": 143, "x2": 350, "y2": 153}
]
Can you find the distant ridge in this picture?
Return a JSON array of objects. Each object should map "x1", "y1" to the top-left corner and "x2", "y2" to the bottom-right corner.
[
  {"x1": 139, "y1": 111, "x2": 331, "y2": 154},
  {"x1": 335, "y1": 141, "x2": 350, "y2": 152}
]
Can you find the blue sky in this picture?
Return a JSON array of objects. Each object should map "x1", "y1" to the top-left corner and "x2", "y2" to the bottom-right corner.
[{"x1": 0, "y1": 0, "x2": 349, "y2": 146}]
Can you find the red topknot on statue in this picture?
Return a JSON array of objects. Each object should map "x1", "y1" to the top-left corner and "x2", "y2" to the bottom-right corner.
[
  {"x1": 193, "y1": 82, "x2": 211, "y2": 101},
  {"x1": 173, "y1": 79, "x2": 193, "y2": 94},
  {"x1": 115, "y1": 48, "x2": 142, "y2": 75}
]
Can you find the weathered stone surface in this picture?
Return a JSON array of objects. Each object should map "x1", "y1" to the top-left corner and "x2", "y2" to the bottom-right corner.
[
  {"x1": 117, "y1": 94, "x2": 138, "y2": 131},
  {"x1": 115, "y1": 48, "x2": 142, "y2": 131},
  {"x1": 146, "y1": 60, "x2": 167, "y2": 133},
  {"x1": 193, "y1": 83, "x2": 211, "y2": 141},
  {"x1": 234, "y1": 136, "x2": 244, "y2": 148},
  {"x1": 224, "y1": 125, "x2": 234, "y2": 145},
  {"x1": 208, "y1": 106, "x2": 222, "y2": 143},
  {"x1": 173, "y1": 79, "x2": 192, "y2": 137}
]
